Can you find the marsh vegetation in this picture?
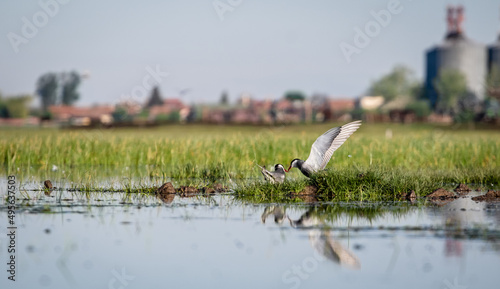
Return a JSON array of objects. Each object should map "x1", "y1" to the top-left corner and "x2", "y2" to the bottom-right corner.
[{"x1": 1, "y1": 123, "x2": 498, "y2": 201}]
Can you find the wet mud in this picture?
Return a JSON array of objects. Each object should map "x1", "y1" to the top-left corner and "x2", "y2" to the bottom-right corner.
[
  {"x1": 472, "y1": 190, "x2": 500, "y2": 202},
  {"x1": 454, "y1": 183, "x2": 472, "y2": 196},
  {"x1": 153, "y1": 182, "x2": 228, "y2": 203}
]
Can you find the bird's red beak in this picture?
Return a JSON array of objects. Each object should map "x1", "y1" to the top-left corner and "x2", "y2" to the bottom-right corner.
[{"x1": 285, "y1": 166, "x2": 291, "y2": 172}]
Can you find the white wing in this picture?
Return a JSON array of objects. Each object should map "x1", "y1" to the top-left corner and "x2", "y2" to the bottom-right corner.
[{"x1": 304, "y1": 120, "x2": 362, "y2": 171}]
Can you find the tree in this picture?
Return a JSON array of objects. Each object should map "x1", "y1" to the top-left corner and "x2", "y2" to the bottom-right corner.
[
  {"x1": 220, "y1": 90, "x2": 229, "y2": 105},
  {"x1": 112, "y1": 106, "x2": 129, "y2": 122},
  {"x1": 145, "y1": 86, "x2": 163, "y2": 108},
  {"x1": 36, "y1": 72, "x2": 58, "y2": 112},
  {"x1": 434, "y1": 69, "x2": 467, "y2": 116},
  {"x1": 61, "y1": 71, "x2": 81, "y2": 105},
  {"x1": 284, "y1": 91, "x2": 306, "y2": 102},
  {"x1": 0, "y1": 92, "x2": 8, "y2": 118},
  {"x1": 368, "y1": 65, "x2": 420, "y2": 101},
  {"x1": 405, "y1": 100, "x2": 431, "y2": 118},
  {"x1": 4, "y1": 95, "x2": 32, "y2": 118},
  {"x1": 36, "y1": 71, "x2": 82, "y2": 110}
]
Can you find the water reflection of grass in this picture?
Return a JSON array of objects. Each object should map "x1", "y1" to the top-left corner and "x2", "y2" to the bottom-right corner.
[{"x1": 294, "y1": 203, "x2": 415, "y2": 224}]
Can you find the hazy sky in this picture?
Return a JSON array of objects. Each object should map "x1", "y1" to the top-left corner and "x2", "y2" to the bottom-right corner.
[{"x1": 1, "y1": 0, "x2": 499, "y2": 106}]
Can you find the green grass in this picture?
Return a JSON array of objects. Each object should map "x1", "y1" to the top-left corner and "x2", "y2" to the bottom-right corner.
[
  {"x1": 1, "y1": 123, "x2": 499, "y2": 201},
  {"x1": 234, "y1": 166, "x2": 499, "y2": 203}
]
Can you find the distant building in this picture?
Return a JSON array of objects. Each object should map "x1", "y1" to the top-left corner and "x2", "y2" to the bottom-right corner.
[
  {"x1": 116, "y1": 100, "x2": 142, "y2": 116},
  {"x1": 358, "y1": 96, "x2": 384, "y2": 110},
  {"x1": 49, "y1": 105, "x2": 114, "y2": 125},
  {"x1": 314, "y1": 98, "x2": 355, "y2": 122},
  {"x1": 148, "y1": 98, "x2": 188, "y2": 121},
  {"x1": 424, "y1": 6, "x2": 487, "y2": 108}
]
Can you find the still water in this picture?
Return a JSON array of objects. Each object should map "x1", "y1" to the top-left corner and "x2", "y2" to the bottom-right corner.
[{"x1": 1, "y1": 184, "x2": 499, "y2": 289}]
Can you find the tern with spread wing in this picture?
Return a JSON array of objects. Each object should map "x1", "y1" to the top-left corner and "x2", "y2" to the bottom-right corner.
[
  {"x1": 258, "y1": 164, "x2": 286, "y2": 184},
  {"x1": 286, "y1": 120, "x2": 362, "y2": 177}
]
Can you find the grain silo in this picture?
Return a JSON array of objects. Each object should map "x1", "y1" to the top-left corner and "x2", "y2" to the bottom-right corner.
[
  {"x1": 488, "y1": 33, "x2": 500, "y2": 74},
  {"x1": 424, "y1": 6, "x2": 487, "y2": 108},
  {"x1": 487, "y1": 21, "x2": 500, "y2": 99}
]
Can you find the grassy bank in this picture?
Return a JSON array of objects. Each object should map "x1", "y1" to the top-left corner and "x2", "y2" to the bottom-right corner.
[
  {"x1": 234, "y1": 166, "x2": 499, "y2": 203},
  {"x1": 1, "y1": 123, "x2": 499, "y2": 200}
]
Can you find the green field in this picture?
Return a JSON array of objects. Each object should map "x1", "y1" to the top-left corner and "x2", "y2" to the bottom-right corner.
[{"x1": 1, "y1": 123, "x2": 499, "y2": 200}]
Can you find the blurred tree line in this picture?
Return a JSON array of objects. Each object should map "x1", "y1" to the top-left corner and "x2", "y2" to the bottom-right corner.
[
  {"x1": 0, "y1": 92, "x2": 32, "y2": 118},
  {"x1": 0, "y1": 70, "x2": 81, "y2": 119},
  {"x1": 36, "y1": 71, "x2": 81, "y2": 113},
  {"x1": 367, "y1": 65, "x2": 431, "y2": 118}
]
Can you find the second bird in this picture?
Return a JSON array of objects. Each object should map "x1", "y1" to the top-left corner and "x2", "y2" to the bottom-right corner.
[
  {"x1": 286, "y1": 120, "x2": 362, "y2": 177},
  {"x1": 259, "y1": 164, "x2": 286, "y2": 184}
]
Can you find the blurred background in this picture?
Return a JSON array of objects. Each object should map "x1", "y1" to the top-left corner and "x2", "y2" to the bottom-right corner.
[{"x1": 1, "y1": 0, "x2": 499, "y2": 127}]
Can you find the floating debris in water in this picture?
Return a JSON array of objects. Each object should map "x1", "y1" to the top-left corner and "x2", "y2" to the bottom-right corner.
[{"x1": 44, "y1": 180, "x2": 53, "y2": 189}]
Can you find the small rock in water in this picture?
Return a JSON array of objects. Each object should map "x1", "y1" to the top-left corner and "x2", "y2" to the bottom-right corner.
[
  {"x1": 212, "y1": 183, "x2": 228, "y2": 192},
  {"x1": 426, "y1": 188, "x2": 456, "y2": 200},
  {"x1": 44, "y1": 180, "x2": 53, "y2": 189},
  {"x1": 44, "y1": 180, "x2": 53, "y2": 196},
  {"x1": 156, "y1": 182, "x2": 175, "y2": 195},
  {"x1": 454, "y1": 183, "x2": 471, "y2": 196},
  {"x1": 178, "y1": 186, "x2": 199, "y2": 197},
  {"x1": 471, "y1": 190, "x2": 500, "y2": 202},
  {"x1": 156, "y1": 182, "x2": 176, "y2": 204},
  {"x1": 426, "y1": 188, "x2": 457, "y2": 206},
  {"x1": 203, "y1": 187, "x2": 216, "y2": 195}
]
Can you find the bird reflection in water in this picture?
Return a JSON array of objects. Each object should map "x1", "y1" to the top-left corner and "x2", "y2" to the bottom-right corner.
[
  {"x1": 261, "y1": 206, "x2": 287, "y2": 224},
  {"x1": 262, "y1": 206, "x2": 360, "y2": 269}
]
